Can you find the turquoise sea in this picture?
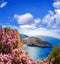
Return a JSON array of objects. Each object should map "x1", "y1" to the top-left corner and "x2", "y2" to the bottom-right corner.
[{"x1": 24, "y1": 36, "x2": 60, "y2": 60}]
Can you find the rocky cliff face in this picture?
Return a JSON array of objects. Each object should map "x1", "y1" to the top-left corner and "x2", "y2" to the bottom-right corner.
[{"x1": 23, "y1": 37, "x2": 52, "y2": 47}]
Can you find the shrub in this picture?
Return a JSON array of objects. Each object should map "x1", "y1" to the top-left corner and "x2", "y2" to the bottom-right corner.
[{"x1": 49, "y1": 46, "x2": 60, "y2": 64}]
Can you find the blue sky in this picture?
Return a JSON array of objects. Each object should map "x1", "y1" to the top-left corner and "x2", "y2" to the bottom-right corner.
[{"x1": 0, "y1": 0, "x2": 60, "y2": 39}]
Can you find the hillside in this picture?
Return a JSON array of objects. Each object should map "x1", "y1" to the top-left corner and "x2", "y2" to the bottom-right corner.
[
  {"x1": 20, "y1": 34, "x2": 29, "y2": 39},
  {"x1": 39, "y1": 36, "x2": 60, "y2": 46},
  {"x1": 23, "y1": 37, "x2": 52, "y2": 47}
]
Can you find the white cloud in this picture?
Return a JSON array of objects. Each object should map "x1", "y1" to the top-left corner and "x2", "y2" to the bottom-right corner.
[
  {"x1": 42, "y1": 14, "x2": 51, "y2": 24},
  {"x1": 14, "y1": 13, "x2": 33, "y2": 24},
  {"x1": 20, "y1": 25, "x2": 30, "y2": 29},
  {"x1": 0, "y1": 2, "x2": 7, "y2": 8},
  {"x1": 20, "y1": 24, "x2": 36, "y2": 29},
  {"x1": 42, "y1": 12, "x2": 55, "y2": 28},
  {"x1": 14, "y1": 11, "x2": 60, "y2": 29},
  {"x1": 49, "y1": 10, "x2": 54, "y2": 15},
  {"x1": 53, "y1": 1, "x2": 60, "y2": 9},
  {"x1": 19, "y1": 28, "x2": 60, "y2": 39},
  {"x1": 14, "y1": 13, "x2": 41, "y2": 29},
  {"x1": 34, "y1": 18, "x2": 41, "y2": 24},
  {"x1": 42, "y1": 8, "x2": 60, "y2": 28},
  {"x1": 41, "y1": 0, "x2": 60, "y2": 28},
  {"x1": 53, "y1": 0, "x2": 60, "y2": 26},
  {"x1": 52, "y1": 25, "x2": 57, "y2": 29},
  {"x1": 2, "y1": 25, "x2": 60, "y2": 39},
  {"x1": 55, "y1": 10, "x2": 60, "y2": 25},
  {"x1": 55, "y1": 9, "x2": 60, "y2": 14}
]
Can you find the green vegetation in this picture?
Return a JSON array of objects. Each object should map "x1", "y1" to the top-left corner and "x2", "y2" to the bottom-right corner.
[
  {"x1": 5, "y1": 27, "x2": 10, "y2": 34},
  {"x1": 49, "y1": 46, "x2": 60, "y2": 64}
]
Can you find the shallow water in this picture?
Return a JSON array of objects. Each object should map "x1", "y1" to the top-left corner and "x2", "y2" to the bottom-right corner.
[{"x1": 24, "y1": 45, "x2": 52, "y2": 60}]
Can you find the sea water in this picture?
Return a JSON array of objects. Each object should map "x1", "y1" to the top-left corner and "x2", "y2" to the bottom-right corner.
[{"x1": 24, "y1": 36, "x2": 60, "y2": 60}]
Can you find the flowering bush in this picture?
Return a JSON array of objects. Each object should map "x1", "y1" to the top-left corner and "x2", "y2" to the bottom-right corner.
[
  {"x1": 0, "y1": 27, "x2": 20, "y2": 53},
  {"x1": 0, "y1": 48, "x2": 37, "y2": 64}
]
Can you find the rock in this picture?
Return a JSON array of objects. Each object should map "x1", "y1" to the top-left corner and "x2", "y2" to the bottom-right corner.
[{"x1": 23, "y1": 37, "x2": 52, "y2": 47}]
